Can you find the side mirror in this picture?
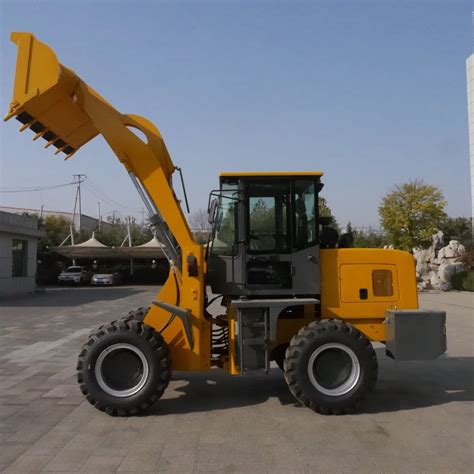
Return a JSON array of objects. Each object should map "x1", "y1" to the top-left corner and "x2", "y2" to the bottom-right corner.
[{"x1": 208, "y1": 198, "x2": 218, "y2": 225}]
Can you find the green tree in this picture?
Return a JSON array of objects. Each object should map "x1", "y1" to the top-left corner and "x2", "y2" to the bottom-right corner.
[
  {"x1": 379, "y1": 180, "x2": 447, "y2": 250},
  {"x1": 438, "y1": 217, "x2": 472, "y2": 246},
  {"x1": 353, "y1": 228, "x2": 385, "y2": 248},
  {"x1": 249, "y1": 198, "x2": 276, "y2": 250},
  {"x1": 341, "y1": 221, "x2": 385, "y2": 248},
  {"x1": 39, "y1": 215, "x2": 72, "y2": 251},
  {"x1": 319, "y1": 196, "x2": 338, "y2": 230},
  {"x1": 94, "y1": 217, "x2": 152, "y2": 247}
]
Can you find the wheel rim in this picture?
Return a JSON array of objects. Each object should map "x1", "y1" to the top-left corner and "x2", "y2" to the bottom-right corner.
[
  {"x1": 95, "y1": 343, "x2": 149, "y2": 398},
  {"x1": 307, "y1": 343, "x2": 360, "y2": 396}
]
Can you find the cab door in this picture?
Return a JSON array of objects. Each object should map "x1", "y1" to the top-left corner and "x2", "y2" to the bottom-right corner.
[
  {"x1": 290, "y1": 179, "x2": 320, "y2": 295},
  {"x1": 245, "y1": 181, "x2": 293, "y2": 292}
]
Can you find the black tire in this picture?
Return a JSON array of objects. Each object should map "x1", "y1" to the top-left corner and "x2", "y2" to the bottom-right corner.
[
  {"x1": 88, "y1": 306, "x2": 151, "y2": 341},
  {"x1": 77, "y1": 319, "x2": 170, "y2": 416},
  {"x1": 122, "y1": 306, "x2": 150, "y2": 323},
  {"x1": 284, "y1": 319, "x2": 378, "y2": 415},
  {"x1": 271, "y1": 344, "x2": 289, "y2": 371}
]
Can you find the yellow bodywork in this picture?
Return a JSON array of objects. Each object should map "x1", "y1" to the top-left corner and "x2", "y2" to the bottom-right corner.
[
  {"x1": 220, "y1": 172, "x2": 324, "y2": 177},
  {"x1": 5, "y1": 32, "x2": 210, "y2": 371},
  {"x1": 5, "y1": 32, "x2": 420, "y2": 377},
  {"x1": 320, "y1": 248, "x2": 419, "y2": 341}
]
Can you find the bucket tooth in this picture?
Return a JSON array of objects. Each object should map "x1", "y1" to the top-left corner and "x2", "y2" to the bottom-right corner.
[
  {"x1": 64, "y1": 149, "x2": 76, "y2": 161},
  {"x1": 44, "y1": 138, "x2": 56, "y2": 149},
  {"x1": 19, "y1": 121, "x2": 33, "y2": 132},
  {"x1": 54, "y1": 145, "x2": 68, "y2": 155},
  {"x1": 33, "y1": 129, "x2": 47, "y2": 141}
]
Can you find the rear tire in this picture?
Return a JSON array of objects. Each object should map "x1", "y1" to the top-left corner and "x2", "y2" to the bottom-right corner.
[
  {"x1": 77, "y1": 319, "x2": 170, "y2": 416},
  {"x1": 284, "y1": 319, "x2": 377, "y2": 415}
]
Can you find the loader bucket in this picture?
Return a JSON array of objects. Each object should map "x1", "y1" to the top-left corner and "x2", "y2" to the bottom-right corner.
[{"x1": 4, "y1": 32, "x2": 99, "y2": 158}]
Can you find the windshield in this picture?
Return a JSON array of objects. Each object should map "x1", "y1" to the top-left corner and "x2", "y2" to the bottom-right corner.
[
  {"x1": 210, "y1": 186, "x2": 239, "y2": 256},
  {"x1": 65, "y1": 267, "x2": 82, "y2": 273}
]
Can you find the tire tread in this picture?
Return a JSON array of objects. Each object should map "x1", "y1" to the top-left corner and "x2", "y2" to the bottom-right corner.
[{"x1": 284, "y1": 319, "x2": 378, "y2": 415}]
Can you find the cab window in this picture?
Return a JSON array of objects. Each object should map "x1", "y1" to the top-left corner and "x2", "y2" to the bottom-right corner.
[
  {"x1": 293, "y1": 180, "x2": 317, "y2": 249},
  {"x1": 247, "y1": 182, "x2": 290, "y2": 253},
  {"x1": 212, "y1": 187, "x2": 238, "y2": 256}
]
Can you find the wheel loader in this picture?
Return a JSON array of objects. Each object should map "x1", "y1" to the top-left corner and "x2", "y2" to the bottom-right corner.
[{"x1": 5, "y1": 33, "x2": 447, "y2": 416}]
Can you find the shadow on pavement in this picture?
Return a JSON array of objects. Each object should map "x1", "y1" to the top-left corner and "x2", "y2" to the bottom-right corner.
[
  {"x1": 148, "y1": 368, "x2": 296, "y2": 415},
  {"x1": 363, "y1": 352, "x2": 474, "y2": 414},
  {"x1": 0, "y1": 286, "x2": 152, "y2": 307},
  {"x1": 148, "y1": 354, "x2": 474, "y2": 416}
]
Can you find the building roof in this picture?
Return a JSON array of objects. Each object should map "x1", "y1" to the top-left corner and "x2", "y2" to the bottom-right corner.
[
  {"x1": 74, "y1": 233, "x2": 108, "y2": 247},
  {"x1": 219, "y1": 171, "x2": 324, "y2": 178},
  {"x1": 0, "y1": 210, "x2": 46, "y2": 238},
  {"x1": 51, "y1": 236, "x2": 165, "y2": 259},
  {"x1": 0, "y1": 205, "x2": 95, "y2": 220}
]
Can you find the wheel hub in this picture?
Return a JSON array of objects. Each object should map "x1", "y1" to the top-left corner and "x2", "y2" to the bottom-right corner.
[
  {"x1": 95, "y1": 343, "x2": 149, "y2": 398},
  {"x1": 308, "y1": 343, "x2": 360, "y2": 396}
]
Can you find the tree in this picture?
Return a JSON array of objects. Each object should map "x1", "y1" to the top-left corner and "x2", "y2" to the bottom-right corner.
[
  {"x1": 438, "y1": 217, "x2": 472, "y2": 246},
  {"x1": 188, "y1": 209, "x2": 211, "y2": 244},
  {"x1": 39, "y1": 215, "x2": 72, "y2": 252},
  {"x1": 341, "y1": 221, "x2": 385, "y2": 248},
  {"x1": 319, "y1": 196, "x2": 338, "y2": 230},
  {"x1": 94, "y1": 217, "x2": 152, "y2": 247},
  {"x1": 379, "y1": 180, "x2": 447, "y2": 250},
  {"x1": 353, "y1": 228, "x2": 385, "y2": 248}
]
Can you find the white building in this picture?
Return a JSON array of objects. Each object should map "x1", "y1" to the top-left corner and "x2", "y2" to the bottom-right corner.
[
  {"x1": 466, "y1": 55, "x2": 474, "y2": 228},
  {"x1": 0, "y1": 211, "x2": 46, "y2": 297},
  {"x1": 0, "y1": 206, "x2": 111, "y2": 232}
]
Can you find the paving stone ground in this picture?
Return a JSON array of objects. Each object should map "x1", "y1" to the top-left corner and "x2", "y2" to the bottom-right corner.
[{"x1": 0, "y1": 286, "x2": 472, "y2": 473}]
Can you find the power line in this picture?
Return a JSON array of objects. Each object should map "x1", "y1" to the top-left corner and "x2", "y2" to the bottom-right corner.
[
  {"x1": 86, "y1": 176, "x2": 141, "y2": 211},
  {"x1": 83, "y1": 177, "x2": 141, "y2": 212},
  {"x1": 0, "y1": 182, "x2": 75, "y2": 193}
]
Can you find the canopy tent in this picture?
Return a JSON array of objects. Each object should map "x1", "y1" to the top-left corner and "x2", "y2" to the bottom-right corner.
[{"x1": 52, "y1": 234, "x2": 165, "y2": 260}]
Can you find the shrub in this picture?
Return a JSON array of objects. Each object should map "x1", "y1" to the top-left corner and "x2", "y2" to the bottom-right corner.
[
  {"x1": 459, "y1": 242, "x2": 474, "y2": 270},
  {"x1": 451, "y1": 271, "x2": 474, "y2": 292}
]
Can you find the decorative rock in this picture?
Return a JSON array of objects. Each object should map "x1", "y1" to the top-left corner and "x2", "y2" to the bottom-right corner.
[
  {"x1": 413, "y1": 233, "x2": 465, "y2": 291},
  {"x1": 437, "y1": 240, "x2": 466, "y2": 263}
]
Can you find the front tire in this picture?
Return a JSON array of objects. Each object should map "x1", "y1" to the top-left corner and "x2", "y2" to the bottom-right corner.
[
  {"x1": 122, "y1": 306, "x2": 150, "y2": 323},
  {"x1": 284, "y1": 319, "x2": 377, "y2": 415},
  {"x1": 77, "y1": 319, "x2": 170, "y2": 416}
]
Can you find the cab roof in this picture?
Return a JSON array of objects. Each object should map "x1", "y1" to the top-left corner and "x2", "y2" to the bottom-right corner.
[{"x1": 219, "y1": 171, "x2": 324, "y2": 178}]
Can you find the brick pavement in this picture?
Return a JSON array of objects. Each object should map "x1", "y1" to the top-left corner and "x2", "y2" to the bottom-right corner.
[{"x1": 0, "y1": 287, "x2": 472, "y2": 473}]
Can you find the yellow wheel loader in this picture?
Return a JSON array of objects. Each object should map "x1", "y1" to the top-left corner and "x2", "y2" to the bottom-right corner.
[{"x1": 5, "y1": 33, "x2": 447, "y2": 416}]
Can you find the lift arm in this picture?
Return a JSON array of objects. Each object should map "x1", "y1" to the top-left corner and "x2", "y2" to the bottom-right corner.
[{"x1": 4, "y1": 32, "x2": 210, "y2": 370}]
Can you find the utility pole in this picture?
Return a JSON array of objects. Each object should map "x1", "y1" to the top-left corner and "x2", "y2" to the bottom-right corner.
[
  {"x1": 127, "y1": 216, "x2": 132, "y2": 246},
  {"x1": 128, "y1": 216, "x2": 134, "y2": 276},
  {"x1": 97, "y1": 201, "x2": 101, "y2": 231},
  {"x1": 72, "y1": 174, "x2": 86, "y2": 232}
]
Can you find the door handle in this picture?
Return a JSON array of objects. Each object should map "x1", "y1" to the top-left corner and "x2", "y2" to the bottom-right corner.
[{"x1": 307, "y1": 253, "x2": 316, "y2": 262}]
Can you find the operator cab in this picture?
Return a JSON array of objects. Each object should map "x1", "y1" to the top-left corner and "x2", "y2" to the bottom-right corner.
[{"x1": 207, "y1": 172, "x2": 324, "y2": 297}]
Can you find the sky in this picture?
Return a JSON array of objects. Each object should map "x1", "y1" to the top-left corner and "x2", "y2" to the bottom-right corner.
[{"x1": 0, "y1": 0, "x2": 472, "y2": 229}]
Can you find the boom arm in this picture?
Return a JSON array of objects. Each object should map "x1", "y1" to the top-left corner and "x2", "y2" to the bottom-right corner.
[{"x1": 5, "y1": 32, "x2": 210, "y2": 370}]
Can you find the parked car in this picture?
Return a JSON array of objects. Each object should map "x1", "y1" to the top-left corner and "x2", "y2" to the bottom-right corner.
[
  {"x1": 58, "y1": 266, "x2": 93, "y2": 285},
  {"x1": 91, "y1": 271, "x2": 122, "y2": 286}
]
